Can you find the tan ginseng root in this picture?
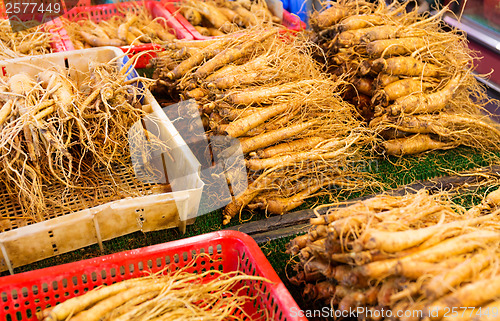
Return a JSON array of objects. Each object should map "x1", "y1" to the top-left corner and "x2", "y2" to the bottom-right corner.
[
  {"x1": 365, "y1": 37, "x2": 431, "y2": 58},
  {"x1": 248, "y1": 160, "x2": 372, "y2": 215},
  {"x1": 352, "y1": 230, "x2": 500, "y2": 282},
  {"x1": 426, "y1": 272, "x2": 500, "y2": 321},
  {"x1": 336, "y1": 25, "x2": 427, "y2": 48},
  {"x1": 203, "y1": 51, "x2": 274, "y2": 86},
  {"x1": 371, "y1": 112, "x2": 500, "y2": 154},
  {"x1": 194, "y1": 29, "x2": 279, "y2": 79},
  {"x1": 422, "y1": 251, "x2": 493, "y2": 300},
  {"x1": 222, "y1": 173, "x2": 275, "y2": 225},
  {"x1": 372, "y1": 231, "x2": 498, "y2": 283},
  {"x1": 184, "y1": 0, "x2": 236, "y2": 33},
  {"x1": 262, "y1": 178, "x2": 360, "y2": 215},
  {"x1": 0, "y1": 75, "x2": 47, "y2": 220},
  {"x1": 287, "y1": 190, "x2": 500, "y2": 317},
  {"x1": 42, "y1": 278, "x2": 148, "y2": 320},
  {"x1": 204, "y1": 43, "x2": 314, "y2": 92},
  {"x1": 336, "y1": 14, "x2": 386, "y2": 32},
  {"x1": 223, "y1": 103, "x2": 290, "y2": 137},
  {"x1": 251, "y1": 0, "x2": 281, "y2": 24},
  {"x1": 309, "y1": 1, "x2": 362, "y2": 30},
  {"x1": 209, "y1": 69, "x2": 279, "y2": 90},
  {"x1": 239, "y1": 120, "x2": 317, "y2": 154},
  {"x1": 224, "y1": 79, "x2": 326, "y2": 105},
  {"x1": 224, "y1": 141, "x2": 371, "y2": 223},
  {"x1": 372, "y1": 78, "x2": 435, "y2": 106},
  {"x1": 179, "y1": 0, "x2": 279, "y2": 32},
  {"x1": 63, "y1": 5, "x2": 176, "y2": 49},
  {"x1": 357, "y1": 209, "x2": 500, "y2": 253},
  {"x1": 166, "y1": 37, "x2": 232, "y2": 80},
  {"x1": 0, "y1": 19, "x2": 53, "y2": 58},
  {"x1": 386, "y1": 73, "x2": 463, "y2": 116},
  {"x1": 371, "y1": 56, "x2": 445, "y2": 78},
  {"x1": 369, "y1": 114, "x2": 452, "y2": 136},
  {"x1": 380, "y1": 134, "x2": 457, "y2": 156},
  {"x1": 246, "y1": 132, "x2": 361, "y2": 171},
  {"x1": 256, "y1": 136, "x2": 324, "y2": 158},
  {"x1": 217, "y1": 6, "x2": 244, "y2": 26}
]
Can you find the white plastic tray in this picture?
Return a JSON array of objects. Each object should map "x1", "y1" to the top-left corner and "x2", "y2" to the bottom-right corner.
[{"x1": 0, "y1": 47, "x2": 203, "y2": 274}]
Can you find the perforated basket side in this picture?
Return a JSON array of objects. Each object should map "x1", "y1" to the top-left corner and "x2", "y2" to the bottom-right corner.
[
  {"x1": 0, "y1": 231, "x2": 305, "y2": 321},
  {"x1": 220, "y1": 232, "x2": 304, "y2": 321}
]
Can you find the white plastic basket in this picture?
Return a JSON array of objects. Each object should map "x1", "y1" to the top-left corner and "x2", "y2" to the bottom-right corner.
[{"x1": 0, "y1": 47, "x2": 204, "y2": 274}]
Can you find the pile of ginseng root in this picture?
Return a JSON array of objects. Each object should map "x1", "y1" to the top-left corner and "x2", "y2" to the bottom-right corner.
[
  {"x1": 41, "y1": 255, "x2": 271, "y2": 321},
  {"x1": 309, "y1": 0, "x2": 500, "y2": 156},
  {"x1": 0, "y1": 19, "x2": 54, "y2": 59},
  {"x1": 62, "y1": 4, "x2": 176, "y2": 49},
  {"x1": 288, "y1": 189, "x2": 500, "y2": 321},
  {"x1": 151, "y1": 28, "x2": 379, "y2": 225},
  {"x1": 178, "y1": 0, "x2": 281, "y2": 37},
  {"x1": 0, "y1": 56, "x2": 167, "y2": 229}
]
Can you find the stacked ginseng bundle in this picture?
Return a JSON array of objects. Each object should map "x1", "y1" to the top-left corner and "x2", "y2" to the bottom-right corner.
[
  {"x1": 151, "y1": 29, "x2": 378, "y2": 224},
  {"x1": 0, "y1": 19, "x2": 54, "y2": 59},
  {"x1": 309, "y1": 0, "x2": 500, "y2": 156},
  {"x1": 288, "y1": 189, "x2": 500, "y2": 321},
  {"x1": 178, "y1": 0, "x2": 281, "y2": 37},
  {"x1": 0, "y1": 58, "x2": 167, "y2": 227},
  {"x1": 62, "y1": 5, "x2": 176, "y2": 49}
]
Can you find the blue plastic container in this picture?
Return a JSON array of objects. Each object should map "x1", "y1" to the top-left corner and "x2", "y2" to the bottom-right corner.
[{"x1": 280, "y1": 0, "x2": 308, "y2": 23}]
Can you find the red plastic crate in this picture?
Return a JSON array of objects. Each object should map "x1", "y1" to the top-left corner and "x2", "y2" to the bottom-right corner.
[
  {"x1": 161, "y1": 0, "x2": 306, "y2": 40},
  {"x1": 0, "y1": 231, "x2": 306, "y2": 321},
  {"x1": 282, "y1": 10, "x2": 306, "y2": 32},
  {"x1": 0, "y1": 8, "x2": 73, "y2": 53},
  {"x1": 61, "y1": 1, "x2": 194, "y2": 68},
  {"x1": 43, "y1": 18, "x2": 76, "y2": 52}
]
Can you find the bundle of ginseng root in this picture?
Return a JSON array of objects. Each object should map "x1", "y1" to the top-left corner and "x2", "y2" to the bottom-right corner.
[
  {"x1": 178, "y1": 0, "x2": 281, "y2": 37},
  {"x1": 310, "y1": 0, "x2": 500, "y2": 156},
  {"x1": 40, "y1": 255, "x2": 271, "y2": 321},
  {"x1": 287, "y1": 188, "x2": 500, "y2": 321},
  {"x1": 0, "y1": 19, "x2": 53, "y2": 59},
  {"x1": 151, "y1": 28, "x2": 379, "y2": 224},
  {"x1": 62, "y1": 4, "x2": 176, "y2": 49},
  {"x1": 0, "y1": 56, "x2": 168, "y2": 230}
]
